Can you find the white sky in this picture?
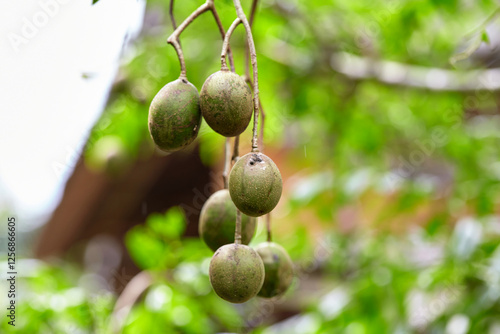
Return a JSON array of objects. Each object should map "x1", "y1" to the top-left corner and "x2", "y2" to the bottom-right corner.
[{"x1": 0, "y1": 0, "x2": 145, "y2": 231}]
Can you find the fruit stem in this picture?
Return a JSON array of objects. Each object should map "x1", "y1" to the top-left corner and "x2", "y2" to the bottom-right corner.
[
  {"x1": 232, "y1": 135, "x2": 240, "y2": 164},
  {"x1": 244, "y1": 0, "x2": 259, "y2": 83},
  {"x1": 221, "y1": 18, "x2": 242, "y2": 71},
  {"x1": 266, "y1": 213, "x2": 272, "y2": 242},
  {"x1": 167, "y1": 0, "x2": 235, "y2": 78},
  {"x1": 222, "y1": 137, "x2": 231, "y2": 189},
  {"x1": 235, "y1": 209, "x2": 242, "y2": 244},
  {"x1": 232, "y1": 0, "x2": 261, "y2": 153}
]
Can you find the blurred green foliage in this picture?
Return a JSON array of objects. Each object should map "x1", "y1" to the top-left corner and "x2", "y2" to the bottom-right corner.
[{"x1": 8, "y1": 0, "x2": 500, "y2": 333}]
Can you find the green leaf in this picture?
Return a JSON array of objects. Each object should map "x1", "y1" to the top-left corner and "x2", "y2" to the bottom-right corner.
[
  {"x1": 92, "y1": 0, "x2": 99, "y2": 4},
  {"x1": 147, "y1": 207, "x2": 186, "y2": 240},
  {"x1": 481, "y1": 30, "x2": 490, "y2": 44},
  {"x1": 125, "y1": 225, "x2": 166, "y2": 269}
]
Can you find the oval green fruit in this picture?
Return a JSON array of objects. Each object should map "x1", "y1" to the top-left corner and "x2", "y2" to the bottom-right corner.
[
  {"x1": 209, "y1": 243, "x2": 264, "y2": 303},
  {"x1": 229, "y1": 153, "x2": 282, "y2": 217},
  {"x1": 199, "y1": 189, "x2": 257, "y2": 252},
  {"x1": 200, "y1": 70, "x2": 253, "y2": 137},
  {"x1": 148, "y1": 78, "x2": 201, "y2": 152},
  {"x1": 255, "y1": 242, "x2": 294, "y2": 298}
]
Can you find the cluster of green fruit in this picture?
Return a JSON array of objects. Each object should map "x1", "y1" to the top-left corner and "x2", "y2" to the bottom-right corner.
[{"x1": 148, "y1": 67, "x2": 293, "y2": 302}]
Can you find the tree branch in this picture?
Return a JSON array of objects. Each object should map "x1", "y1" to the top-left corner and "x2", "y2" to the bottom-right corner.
[{"x1": 331, "y1": 51, "x2": 500, "y2": 92}]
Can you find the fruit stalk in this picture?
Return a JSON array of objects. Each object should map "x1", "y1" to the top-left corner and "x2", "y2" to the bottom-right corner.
[
  {"x1": 244, "y1": 0, "x2": 259, "y2": 82},
  {"x1": 232, "y1": 135, "x2": 240, "y2": 164},
  {"x1": 232, "y1": 0, "x2": 261, "y2": 152},
  {"x1": 221, "y1": 18, "x2": 242, "y2": 70},
  {"x1": 266, "y1": 213, "x2": 272, "y2": 242},
  {"x1": 235, "y1": 209, "x2": 242, "y2": 244},
  {"x1": 222, "y1": 138, "x2": 231, "y2": 189}
]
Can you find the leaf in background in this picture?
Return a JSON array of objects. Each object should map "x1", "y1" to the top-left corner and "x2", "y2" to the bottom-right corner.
[
  {"x1": 481, "y1": 30, "x2": 490, "y2": 44},
  {"x1": 125, "y1": 225, "x2": 166, "y2": 269},
  {"x1": 92, "y1": 0, "x2": 99, "y2": 4},
  {"x1": 147, "y1": 207, "x2": 186, "y2": 240}
]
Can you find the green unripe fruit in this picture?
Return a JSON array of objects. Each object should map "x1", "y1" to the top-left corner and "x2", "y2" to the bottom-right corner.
[
  {"x1": 200, "y1": 70, "x2": 253, "y2": 137},
  {"x1": 209, "y1": 243, "x2": 264, "y2": 303},
  {"x1": 255, "y1": 242, "x2": 294, "y2": 298},
  {"x1": 199, "y1": 189, "x2": 257, "y2": 252},
  {"x1": 229, "y1": 153, "x2": 282, "y2": 217},
  {"x1": 148, "y1": 78, "x2": 201, "y2": 152}
]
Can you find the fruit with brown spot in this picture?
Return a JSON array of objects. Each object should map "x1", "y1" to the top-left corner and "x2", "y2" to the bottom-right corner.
[
  {"x1": 200, "y1": 70, "x2": 253, "y2": 137},
  {"x1": 229, "y1": 152, "x2": 282, "y2": 217}
]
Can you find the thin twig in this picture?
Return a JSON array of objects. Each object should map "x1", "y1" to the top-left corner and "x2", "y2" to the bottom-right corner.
[
  {"x1": 222, "y1": 138, "x2": 231, "y2": 189},
  {"x1": 167, "y1": 3, "x2": 211, "y2": 78},
  {"x1": 167, "y1": 0, "x2": 235, "y2": 78},
  {"x1": 221, "y1": 18, "x2": 242, "y2": 70},
  {"x1": 235, "y1": 209, "x2": 242, "y2": 244},
  {"x1": 232, "y1": 0, "x2": 261, "y2": 152}
]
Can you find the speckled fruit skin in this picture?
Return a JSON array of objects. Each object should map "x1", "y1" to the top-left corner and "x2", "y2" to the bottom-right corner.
[
  {"x1": 148, "y1": 78, "x2": 201, "y2": 152},
  {"x1": 209, "y1": 243, "x2": 264, "y2": 303},
  {"x1": 228, "y1": 152, "x2": 282, "y2": 217},
  {"x1": 200, "y1": 70, "x2": 253, "y2": 137},
  {"x1": 199, "y1": 189, "x2": 257, "y2": 252},
  {"x1": 255, "y1": 242, "x2": 294, "y2": 298}
]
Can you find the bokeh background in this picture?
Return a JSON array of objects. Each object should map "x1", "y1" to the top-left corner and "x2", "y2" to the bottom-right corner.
[{"x1": 2, "y1": 0, "x2": 500, "y2": 333}]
